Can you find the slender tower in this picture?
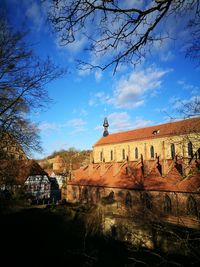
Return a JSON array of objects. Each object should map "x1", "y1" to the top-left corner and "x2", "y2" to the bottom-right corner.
[{"x1": 103, "y1": 117, "x2": 109, "y2": 137}]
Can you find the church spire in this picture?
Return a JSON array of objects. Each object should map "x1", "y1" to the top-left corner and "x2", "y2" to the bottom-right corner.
[{"x1": 103, "y1": 116, "x2": 109, "y2": 137}]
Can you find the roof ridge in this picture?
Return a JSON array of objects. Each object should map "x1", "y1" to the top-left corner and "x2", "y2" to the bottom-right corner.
[
  {"x1": 94, "y1": 117, "x2": 200, "y2": 146},
  {"x1": 103, "y1": 117, "x2": 200, "y2": 137}
]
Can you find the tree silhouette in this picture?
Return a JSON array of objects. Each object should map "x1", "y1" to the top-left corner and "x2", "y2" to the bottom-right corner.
[{"x1": 0, "y1": 16, "x2": 64, "y2": 157}]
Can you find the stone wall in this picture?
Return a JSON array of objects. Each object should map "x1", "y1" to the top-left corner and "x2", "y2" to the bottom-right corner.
[
  {"x1": 66, "y1": 184, "x2": 200, "y2": 229},
  {"x1": 93, "y1": 133, "x2": 199, "y2": 163}
]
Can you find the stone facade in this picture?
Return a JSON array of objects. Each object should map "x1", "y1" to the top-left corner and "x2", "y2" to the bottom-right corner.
[{"x1": 93, "y1": 134, "x2": 199, "y2": 163}]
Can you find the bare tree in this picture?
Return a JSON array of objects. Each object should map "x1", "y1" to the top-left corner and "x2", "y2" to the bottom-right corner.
[
  {"x1": 0, "y1": 17, "x2": 65, "y2": 158},
  {"x1": 47, "y1": 0, "x2": 200, "y2": 73},
  {"x1": 176, "y1": 96, "x2": 200, "y2": 119}
]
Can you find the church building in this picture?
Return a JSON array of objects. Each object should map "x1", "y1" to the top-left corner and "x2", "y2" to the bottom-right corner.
[{"x1": 64, "y1": 117, "x2": 200, "y2": 234}]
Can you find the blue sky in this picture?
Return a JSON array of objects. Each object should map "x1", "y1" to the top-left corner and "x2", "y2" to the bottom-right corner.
[{"x1": 2, "y1": 0, "x2": 200, "y2": 159}]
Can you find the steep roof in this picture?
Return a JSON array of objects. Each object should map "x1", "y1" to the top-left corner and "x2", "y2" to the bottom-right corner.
[
  {"x1": 69, "y1": 159, "x2": 200, "y2": 193},
  {"x1": 0, "y1": 160, "x2": 48, "y2": 184},
  {"x1": 94, "y1": 117, "x2": 200, "y2": 146}
]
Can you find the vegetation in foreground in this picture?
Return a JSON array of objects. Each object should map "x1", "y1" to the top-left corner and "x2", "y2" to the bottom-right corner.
[{"x1": 0, "y1": 203, "x2": 200, "y2": 267}]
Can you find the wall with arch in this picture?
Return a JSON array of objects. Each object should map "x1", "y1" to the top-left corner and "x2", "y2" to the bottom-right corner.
[
  {"x1": 93, "y1": 133, "x2": 200, "y2": 163},
  {"x1": 66, "y1": 184, "x2": 200, "y2": 229}
]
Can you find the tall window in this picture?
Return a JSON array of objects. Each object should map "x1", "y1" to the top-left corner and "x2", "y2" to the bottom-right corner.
[
  {"x1": 188, "y1": 142, "x2": 193, "y2": 158},
  {"x1": 197, "y1": 148, "x2": 200, "y2": 159},
  {"x1": 187, "y1": 196, "x2": 198, "y2": 216},
  {"x1": 100, "y1": 151, "x2": 103, "y2": 161},
  {"x1": 110, "y1": 150, "x2": 113, "y2": 161},
  {"x1": 72, "y1": 187, "x2": 77, "y2": 199},
  {"x1": 122, "y1": 149, "x2": 125, "y2": 160},
  {"x1": 82, "y1": 187, "x2": 89, "y2": 203},
  {"x1": 150, "y1": 146, "x2": 154, "y2": 158},
  {"x1": 171, "y1": 144, "x2": 175, "y2": 160},
  {"x1": 135, "y1": 147, "x2": 138, "y2": 159},
  {"x1": 163, "y1": 195, "x2": 172, "y2": 214},
  {"x1": 141, "y1": 192, "x2": 152, "y2": 210},
  {"x1": 125, "y1": 192, "x2": 132, "y2": 208},
  {"x1": 96, "y1": 188, "x2": 101, "y2": 202}
]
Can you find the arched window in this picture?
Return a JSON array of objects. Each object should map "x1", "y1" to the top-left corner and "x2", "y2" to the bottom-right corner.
[
  {"x1": 82, "y1": 187, "x2": 89, "y2": 203},
  {"x1": 150, "y1": 146, "x2": 154, "y2": 158},
  {"x1": 171, "y1": 144, "x2": 175, "y2": 160},
  {"x1": 141, "y1": 192, "x2": 152, "y2": 210},
  {"x1": 72, "y1": 187, "x2": 77, "y2": 199},
  {"x1": 96, "y1": 187, "x2": 101, "y2": 202},
  {"x1": 111, "y1": 225, "x2": 117, "y2": 238},
  {"x1": 108, "y1": 191, "x2": 115, "y2": 201},
  {"x1": 188, "y1": 142, "x2": 193, "y2": 158},
  {"x1": 125, "y1": 192, "x2": 132, "y2": 208},
  {"x1": 122, "y1": 149, "x2": 125, "y2": 160},
  {"x1": 100, "y1": 151, "x2": 103, "y2": 161},
  {"x1": 197, "y1": 148, "x2": 200, "y2": 159},
  {"x1": 135, "y1": 147, "x2": 138, "y2": 159},
  {"x1": 187, "y1": 196, "x2": 198, "y2": 216},
  {"x1": 163, "y1": 195, "x2": 172, "y2": 213},
  {"x1": 110, "y1": 150, "x2": 113, "y2": 161}
]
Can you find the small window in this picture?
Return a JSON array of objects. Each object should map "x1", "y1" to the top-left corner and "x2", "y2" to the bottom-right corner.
[
  {"x1": 152, "y1": 129, "x2": 160, "y2": 135},
  {"x1": 100, "y1": 151, "x2": 103, "y2": 161},
  {"x1": 108, "y1": 191, "x2": 115, "y2": 201},
  {"x1": 125, "y1": 192, "x2": 132, "y2": 208},
  {"x1": 141, "y1": 192, "x2": 152, "y2": 210},
  {"x1": 73, "y1": 187, "x2": 77, "y2": 199},
  {"x1": 96, "y1": 188, "x2": 101, "y2": 202},
  {"x1": 188, "y1": 142, "x2": 193, "y2": 158},
  {"x1": 110, "y1": 150, "x2": 113, "y2": 161},
  {"x1": 122, "y1": 149, "x2": 125, "y2": 160},
  {"x1": 135, "y1": 147, "x2": 138, "y2": 159},
  {"x1": 163, "y1": 195, "x2": 172, "y2": 214},
  {"x1": 187, "y1": 196, "x2": 198, "y2": 217},
  {"x1": 82, "y1": 187, "x2": 89, "y2": 203},
  {"x1": 150, "y1": 146, "x2": 154, "y2": 158},
  {"x1": 171, "y1": 144, "x2": 175, "y2": 160},
  {"x1": 111, "y1": 225, "x2": 117, "y2": 238},
  {"x1": 197, "y1": 148, "x2": 200, "y2": 159}
]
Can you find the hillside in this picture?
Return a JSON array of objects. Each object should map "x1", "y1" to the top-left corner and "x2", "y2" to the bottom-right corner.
[{"x1": 37, "y1": 148, "x2": 91, "y2": 173}]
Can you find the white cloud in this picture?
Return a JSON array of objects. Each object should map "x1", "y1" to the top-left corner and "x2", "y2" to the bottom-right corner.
[
  {"x1": 78, "y1": 68, "x2": 91, "y2": 77},
  {"x1": 95, "y1": 112, "x2": 153, "y2": 133},
  {"x1": 160, "y1": 51, "x2": 174, "y2": 62},
  {"x1": 89, "y1": 91, "x2": 110, "y2": 106},
  {"x1": 66, "y1": 35, "x2": 87, "y2": 53},
  {"x1": 109, "y1": 67, "x2": 170, "y2": 109},
  {"x1": 26, "y1": 2, "x2": 44, "y2": 30},
  {"x1": 177, "y1": 80, "x2": 200, "y2": 95},
  {"x1": 72, "y1": 108, "x2": 88, "y2": 116},
  {"x1": 66, "y1": 118, "x2": 87, "y2": 133},
  {"x1": 95, "y1": 70, "x2": 102, "y2": 82},
  {"x1": 39, "y1": 122, "x2": 57, "y2": 131},
  {"x1": 39, "y1": 117, "x2": 87, "y2": 134},
  {"x1": 89, "y1": 67, "x2": 170, "y2": 109}
]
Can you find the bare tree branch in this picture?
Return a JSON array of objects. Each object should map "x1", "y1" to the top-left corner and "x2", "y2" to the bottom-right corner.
[
  {"x1": 0, "y1": 17, "x2": 65, "y2": 158},
  {"x1": 47, "y1": 0, "x2": 200, "y2": 73}
]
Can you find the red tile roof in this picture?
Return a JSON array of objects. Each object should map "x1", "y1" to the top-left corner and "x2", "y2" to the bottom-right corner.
[
  {"x1": 94, "y1": 117, "x2": 200, "y2": 146},
  {"x1": 0, "y1": 160, "x2": 48, "y2": 184},
  {"x1": 68, "y1": 159, "x2": 200, "y2": 193}
]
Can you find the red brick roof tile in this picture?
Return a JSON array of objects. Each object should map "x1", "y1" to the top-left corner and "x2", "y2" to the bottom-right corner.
[
  {"x1": 69, "y1": 160, "x2": 200, "y2": 192},
  {"x1": 94, "y1": 117, "x2": 200, "y2": 146}
]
